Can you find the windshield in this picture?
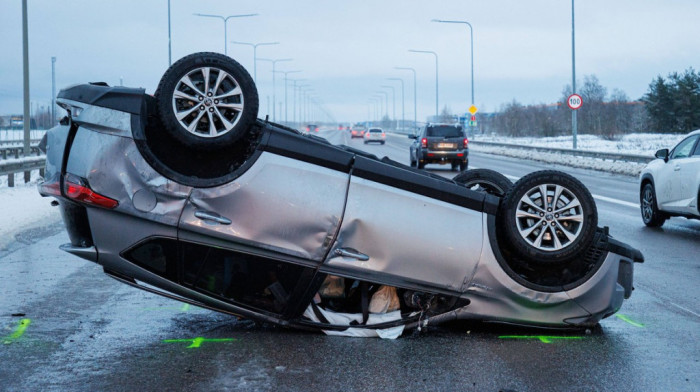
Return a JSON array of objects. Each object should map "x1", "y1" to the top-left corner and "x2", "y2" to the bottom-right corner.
[
  {"x1": 369, "y1": 129, "x2": 382, "y2": 133},
  {"x1": 426, "y1": 125, "x2": 463, "y2": 138}
]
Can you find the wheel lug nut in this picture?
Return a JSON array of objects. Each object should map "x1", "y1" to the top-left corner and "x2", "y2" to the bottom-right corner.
[
  {"x1": 209, "y1": 108, "x2": 214, "y2": 112},
  {"x1": 198, "y1": 96, "x2": 203, "y2": 101},
  {"x1": 540, "y1": 212, "x2": 544, "y2": 217},
  {"x1": 542, "y1": 222, "x2": 547, "y2": 226},
  {"x1": 551, "y1": 222, "x2": 556, "y2": 226},
  {"x1": 547, "y1": 207, "x2": 552, "y2": 212},
  {"x1": 199, "y1": 105, "x2": 205, "y2": 110},
  {"x1": 555, "y1": 214, "x2": 559, "y2": 218},
  {"x1": 214, "y1": 99, "x2": 219, "y2": 104},
  {"x1": 207, "y1": 92, "x2": 213, "y2": 97}
]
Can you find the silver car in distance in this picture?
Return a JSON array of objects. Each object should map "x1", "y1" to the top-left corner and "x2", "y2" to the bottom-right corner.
[{"x1": 38, "y1": 53, "x2": 643, "y2": 336}]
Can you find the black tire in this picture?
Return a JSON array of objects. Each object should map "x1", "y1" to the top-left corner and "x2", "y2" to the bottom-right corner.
[
  {"x1": 499, "y1": 170, "x2": 598, "y2": 264},
  {"x1": 451, "y1": 162, "x2": 459, "y2": 171},
  {"x1": 459, "y1": 160, "x2": 468, "y2": 172},
  {"x1": 453, "y1": 168, "x2": 513, "y2": 197},
  {"x1": 409, "y1": 156, "x2": 416, "y2": 167},
  {"x1": 640, "y1": 183, "x2": 667, "y2": 227},
  {"x1": 155, "y1": 52, "x2": 258, "y2": 151},
  {"x1": 417, "y1": 161, "x2": 425, "y2": 170}
]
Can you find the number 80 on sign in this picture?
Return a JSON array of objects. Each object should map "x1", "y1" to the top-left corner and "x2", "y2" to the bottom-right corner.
[{"x1": 567, "y1": 94, "x2": 583, "y2": 110}]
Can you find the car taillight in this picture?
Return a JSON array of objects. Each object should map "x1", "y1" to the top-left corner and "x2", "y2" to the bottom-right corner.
[
  {"x1": 421, "y1": 138, "x2": 427, "y2": 148},
  {"x1": 63, "y1": 173, "x2": 119, "y2": 209},
  {"x1": 39, "y1": 180, "x2": 61, "y2": 197},
  {"x1": 306, "y1": 127, "x2": 310, "y2": 132},
  {"x1": 464, "y1": 138, "x2": 469, "y2": 148}
]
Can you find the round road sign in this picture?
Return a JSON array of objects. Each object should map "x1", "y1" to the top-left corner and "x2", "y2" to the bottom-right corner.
[{"x1": 567, "y1": 94, "x2": 583, "y2": 110}]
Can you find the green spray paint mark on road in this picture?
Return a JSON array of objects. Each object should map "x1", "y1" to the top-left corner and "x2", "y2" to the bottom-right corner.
[
  {"x1": 180, "y1": 303, "x2": 190, "y2": 312},
  {"x1": 498, "y1": 335, "x2": 583, "y2": 344},
  {"x1": 163, "y1": 337, "x2": 238, "y2": 349},
  {"x1": 3, "y1": 318, "x2": 31, "y2": 344},
  {"x1": 616, "y1": 314, "x2": 645, "y2": 328}
]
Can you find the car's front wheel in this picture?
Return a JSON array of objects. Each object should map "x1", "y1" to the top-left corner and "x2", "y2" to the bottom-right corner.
[
  {"x1": 155, "y1": 52, "x2": 258, "y2": 151},
  {"x1": 640, "y1": 183, "x2": 667, "y2": 227},
  {"x1": 499, "y1": 170, "x2": 597, "y2": 264}
]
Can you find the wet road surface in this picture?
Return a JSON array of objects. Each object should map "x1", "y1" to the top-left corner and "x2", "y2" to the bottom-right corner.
[{"x1": 1, "y1": 130, "x2": 698, "y2": 391}]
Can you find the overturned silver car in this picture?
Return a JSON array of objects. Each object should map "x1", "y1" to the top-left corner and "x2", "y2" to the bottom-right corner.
[{"x1": 38, "y1": 53, "x2": 642, "y2": 336}]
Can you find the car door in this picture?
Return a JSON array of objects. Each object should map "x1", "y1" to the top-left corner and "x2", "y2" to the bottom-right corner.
[
  {"x1": 322, "y1": 156, "x2": 485, "y2": 294},
  {"x1": 178, "y1": 151, "x2": 350, "y2": 263},
  {"x1": 676, "y1": 136, "x2": 700, "y2": 214},
  {"x1": 660, "y1": 135, "x2": 699, "y2": 212}
]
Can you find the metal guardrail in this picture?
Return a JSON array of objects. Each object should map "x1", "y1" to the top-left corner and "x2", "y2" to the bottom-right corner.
[
  {"x1": 0, "y1": 138, "x2": 42, "y2": 146},
  {"x1": 470, "y1": 140, "x2": 655, "y2": 164},
  {"x1": 0, "y1": 156, "x2": 46, "y2": 187},
  {"x1": 2, "y1": 144, "x2": 41, "y2": 160}
]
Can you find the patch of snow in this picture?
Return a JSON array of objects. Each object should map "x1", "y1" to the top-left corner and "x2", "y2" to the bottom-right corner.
[{"x1": 0, "y1": 175, "x2": 61, "y2": 250}]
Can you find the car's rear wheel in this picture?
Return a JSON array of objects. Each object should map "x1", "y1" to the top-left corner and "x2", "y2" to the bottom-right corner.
[
  {"x1": 499, "y1": 170, "x2": 597, "y2": 264},
  {"x1": 453, "y1": 168, "x2": 513, "y2": 197},
  {"x1": 640, "y1": 183, "x2": 667, "y2": 227},
  {"x1": 155, "y1": 52, "x2": 258, "y2": 151},
  {"x1": 417, "y1": 161, "x2": 425, "y2": 169},
  {"x1": 459, "y1": 160, "x2": 468, "y2": 172}
]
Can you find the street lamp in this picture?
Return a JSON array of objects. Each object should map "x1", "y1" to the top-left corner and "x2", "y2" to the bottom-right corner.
[
  {"x1": 432, "y1": 19, "x2": 474, "y2": 107},
  {"x1": 387, "y1": 78, "x2": 404, "y2": 131},
  {"x1": 395, "y1": 66, "x2": 417, "y2": 131},
  {"x1": 375, "y1": 91, "x2": 388, "y2": 118},
  {"x1": 290, "y1": 79, "x2": 306, "y2": 126},
  {"x1": 230, "y1": 41, "x2": 279, "y2": 83},
  {"x1": 409, "y1": 49, "x2": 439, "y2": 119},
  {"x1": 380, "y1": 85, "x2": 396, "y2": 129},
  {"x1": 193, "y1": 13, "x2": 258, "y2": 55},
  {"x1": 274, "y1": 70, "x2": 301, "y2": 124},
  {"x1": 258, "y1": 58, "x2": 292, "y2": 121}
]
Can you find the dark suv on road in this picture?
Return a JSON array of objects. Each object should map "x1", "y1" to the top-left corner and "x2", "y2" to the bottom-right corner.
[{"x1": 409, "y1": 123, "x2": 468, "y2": 171}]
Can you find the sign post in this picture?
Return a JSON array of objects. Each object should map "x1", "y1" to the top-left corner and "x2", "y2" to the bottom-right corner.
[{"x1": 568, "y1": 93, "x2": 582, "y2": 150}]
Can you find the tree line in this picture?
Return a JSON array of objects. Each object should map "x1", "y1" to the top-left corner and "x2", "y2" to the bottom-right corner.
[{"x1": 481, "y1": 68, "x2": 700, "y2": 138}]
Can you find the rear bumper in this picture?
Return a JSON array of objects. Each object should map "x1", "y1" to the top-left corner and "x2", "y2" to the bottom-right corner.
[{"x1": 418, "y1": 149, "x2": 469, "y2": 163}]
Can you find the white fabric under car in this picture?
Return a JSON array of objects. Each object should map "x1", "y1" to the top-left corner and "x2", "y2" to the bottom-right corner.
[{"x1": 302, "y1": 305, "x2": 405, "y2": 339}]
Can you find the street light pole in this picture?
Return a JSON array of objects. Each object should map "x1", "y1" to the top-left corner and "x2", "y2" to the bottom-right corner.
[
  {"x1": 381, "y1": 85, "x2": 396, "y2": 129},
  {"x1": 230, "y1": 41, "x2": 279, "y2": 83},
  {"x1": 395, "y1": 67, "x2": 417, "y2": 131},
  {"x1": 432, "y1": 19, "x2": 474, "y2": 107},
  {"x1": 51, "y1": 57, "x2": 56, "y2": 125},
  {"x1": 376, "y1": 91, "x2": 389, "y2": 119},
  {"x1": 167, "y1": 0, "x2": 172, "y2": 66},
  {"x1": 387, "y1": 78, "x2": 404, "y2": 131},
  {"x1": 409, "y1": 49, "x2": 439, "y2": 119},
  {"x1": 193, "y1": 13, "x2": 258, "y2": 55},
  {"x1": 22, "y1": 0, "x2": 30, "y2": 161},
  {"x1": 258, "y1": 58, "x2": 292, "y2": 122},
  {"x1": 274, "y1": 70, "x2": 301, "y2": 124},
  {"x1": 571, "y1": 0, "x2": 578, "y2": 149}
]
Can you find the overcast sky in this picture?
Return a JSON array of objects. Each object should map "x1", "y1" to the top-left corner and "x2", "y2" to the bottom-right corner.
[{"x1": 1, "y1": 0, "x2": 699, "y2": 123}]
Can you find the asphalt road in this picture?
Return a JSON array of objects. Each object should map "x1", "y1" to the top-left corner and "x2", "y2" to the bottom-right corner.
[{"x1": 1, "y1": 129, "x2": 698, "y2": 392}]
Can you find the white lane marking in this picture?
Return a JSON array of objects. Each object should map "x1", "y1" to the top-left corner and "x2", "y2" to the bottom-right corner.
[{"x1": 473, "y1": 166, "x2": 640, "y2": 209}]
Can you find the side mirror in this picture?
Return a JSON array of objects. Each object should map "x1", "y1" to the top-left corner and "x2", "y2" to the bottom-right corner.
[
  {"x1": 655, "y1": 148, "x2": 669, "y2": 162},
  {"x1": 408, "y1": 134, "x2": 417, "y2": 139}
]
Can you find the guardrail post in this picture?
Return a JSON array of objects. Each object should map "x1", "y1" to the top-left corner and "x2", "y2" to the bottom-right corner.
[
  {"x1": 40, "y1": 168, "x2": 45, "y2": 177},
  {"x1": 24, "y1": 170, "x2": 30, "y2": 183},
  {"x1": 8, "y1": 173, "x2": 14, "y2": 187}
]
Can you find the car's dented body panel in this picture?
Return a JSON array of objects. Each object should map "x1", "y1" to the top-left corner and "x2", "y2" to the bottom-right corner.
[
  {"x1": 180, "y1": 152, "x2": 348, "y2": 262},
  {"x1": 326, "y1": 175, "x2": 483, "y2": 293},
  {"x1": 40, "y1": 83, "x2": 641, "y2": 332}
]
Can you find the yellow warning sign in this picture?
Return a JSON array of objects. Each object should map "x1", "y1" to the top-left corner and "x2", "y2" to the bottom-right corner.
[{"x1": 468, "y1": 105, "x2": 478, "y2": 115}]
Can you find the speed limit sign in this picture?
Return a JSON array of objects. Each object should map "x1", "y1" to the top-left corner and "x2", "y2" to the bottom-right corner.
[{"x1": 567, "y1": 94, "x2": 583, "y2": 110}]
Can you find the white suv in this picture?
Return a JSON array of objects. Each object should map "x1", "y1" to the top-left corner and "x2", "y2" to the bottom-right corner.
[{"x1": 639, "y1": 129, "x2": 700, "y2": 226}]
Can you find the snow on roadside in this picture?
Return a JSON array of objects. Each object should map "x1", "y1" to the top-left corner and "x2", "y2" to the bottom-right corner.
[
  {"x1": 0, "y1": 177, "x2": 61, "y2": 250},
  {"x1": 471, "y1": 143, "x2": 647, "y2": 176},
  {"x1": 474, "y1": 133, "x2": 687, "y2": 156}
]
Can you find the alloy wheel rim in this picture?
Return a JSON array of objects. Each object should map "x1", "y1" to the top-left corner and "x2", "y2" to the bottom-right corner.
[
  {"x1": 641, "y1": 188, "x2": 654, "y2": 221},
  {"x1": 515, "y1": 184, "x2": 584, "y2": 252},
  {"x1": 171, "y1": 66, "x2": 244, "y2": 138}
]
